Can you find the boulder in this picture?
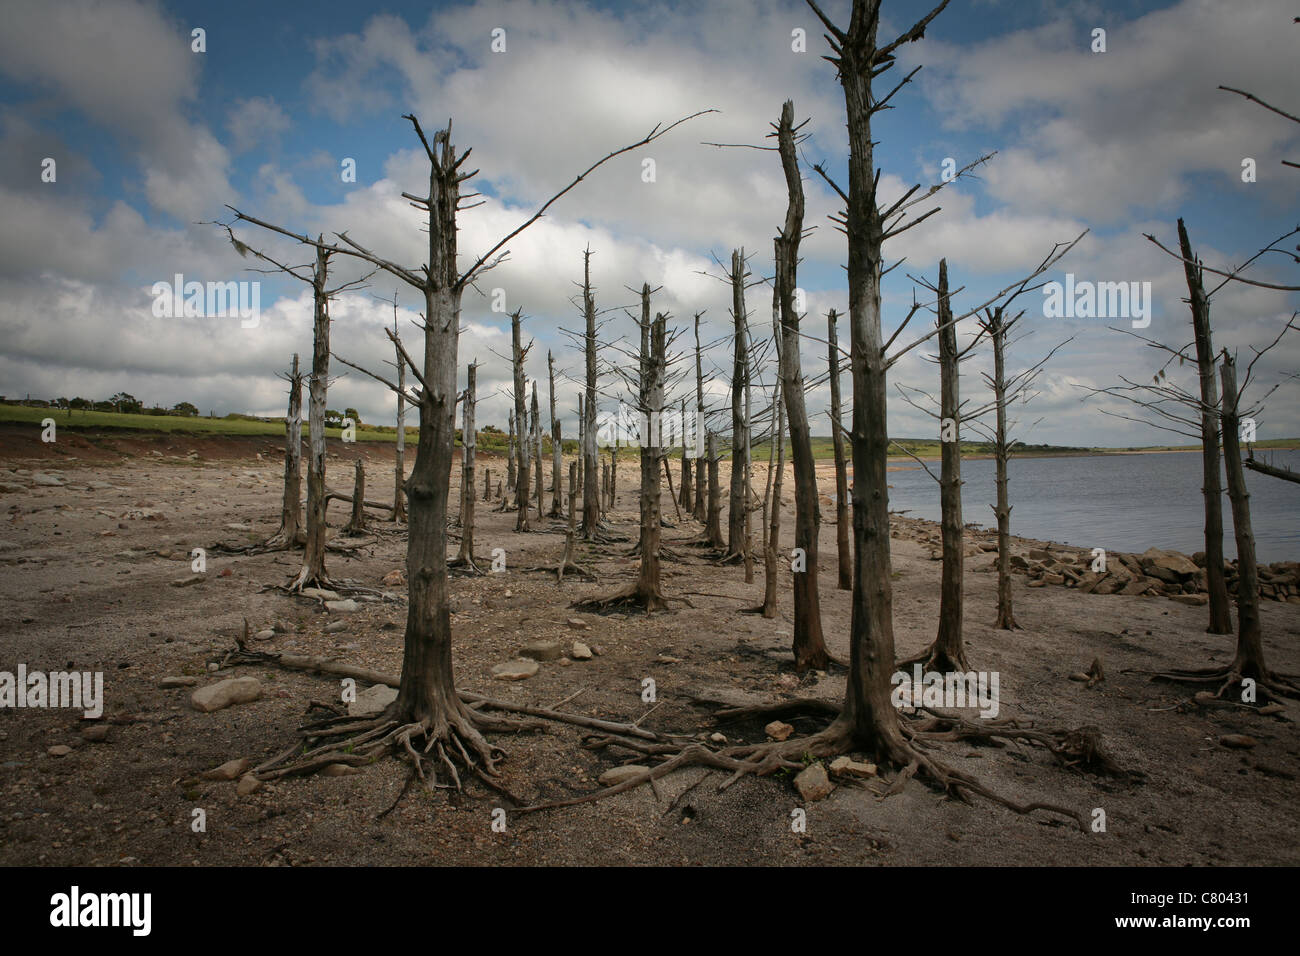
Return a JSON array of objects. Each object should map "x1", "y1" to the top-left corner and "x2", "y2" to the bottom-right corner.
[
  {"x1": 829, "y1": 756, "x2": 877, "y2": 778},
  {"x1": 520, "y1": 640, "x2": 563, "y2": 662},
  {"x1": 571, "y1": 641, "x2": 593, "y2": 660},
  {"x1": 325, "y1": 599, "x2": 360, "y2": 614},
  {"x1": 201, "y1": 757, "x2": 252, "y2": 781},
  {"x1": 765, "y1": 720, "x2": 795, "y2": 741},
  {"x1": 1140, "y1": 547, "x2": 1197, "y2": 578},
  {"x1": 491, "y1": 659, "x2": 539, "y2": 681},
  {"x1": 191, "y1": 677, "x2": 263, "y2": 712},
  {"x1": 348, "y1": 683, "x2": 398, "y2": 717},
  {"x1": 599, "y1": 765, "x2": 650, "y2": 787},
  {"x1": 794, "y1": 763, "x2": 833, "y2": 802}
]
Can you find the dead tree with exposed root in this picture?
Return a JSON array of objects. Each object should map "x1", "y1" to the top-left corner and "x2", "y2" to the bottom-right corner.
[
  {"x1": 265, "y1": 353, "x2": 305, "y2": 550},
  {"x1": 449, "y1": 361, "x2": 484, "y2": 573}
]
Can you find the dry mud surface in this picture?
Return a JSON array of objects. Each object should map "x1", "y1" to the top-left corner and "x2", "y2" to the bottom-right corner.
[{"x1": 1, "y1": 431, "x2": 1297, "y2": 867}]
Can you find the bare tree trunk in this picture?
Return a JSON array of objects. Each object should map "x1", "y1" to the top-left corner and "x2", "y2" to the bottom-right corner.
[
  {"x1": 512, "y1": 309, "x2": 531, "y2": 532},
  {"x1": 506, "y1": 410, "x2": 517, "y2": 494},
  {"x1": 453, "y1": 362, "x2": 479, "y2": 569},
  {"x1": 762, "y1": 378, "x2": 786, "y2": 618},
  {"x1": 636, "y1": 292, "x2": 667, "y2": 609},
  {"x1": 268, "y1": 352, "x2": 304, "y2": 548},
  {"x1": 1219, "y1": 353, "x2": 1266, "y2": 678},
  {"x1": 679, "y1": 398, "x2": 692, "y2": 511},
  {"x1": 549, "y1": 350, "x2": 563, "y2": 516},
  {"x1": 392, "y1": 302, "x2": 407, "y2": 523},
  {"x1": 293, "y1": 243, "x2": 332, "y2": 590},
  {"x1": 581, "y1": 249, "x2": 601, "y2": 538},
  {"x1": 988, "y1": 307, "x2": 1017, "y2": 630},
  {"x1": 532, "y1": 382, "x2": 544, "y2": 521},
  {"x1": 775, "y1": 99, "x2": 828, "y2": 670},
  {"x1": 482, "y1": 465, "x2": 490, "y2": 501},
  {"x1": 610, "y1": 446, "x2": 617, "y2": 509},
  {"x1": 577, "y1": 393, "x2": 585, "y2": 493},
  {"x1": 827, "y1": 311, "x2": 851, "y2": 591},
  {"x1": 693, "y1": 312, "x2": 707, "y2": 521},
  {"x1": 345, "y1": 459, "x2": 367, "y2": 534},
  {"x1": 1179, "y1": 218, "x2": 1233, "y2": 634},
  {"x1": 726, "y1": 249, "x2": 750, "y2": 559},
  {"x1": 706, "y1": 431, "x2": 725, "y2": 549},
  {"x1": 933, "y1": 260, "x2": 968, "y2": 669}
]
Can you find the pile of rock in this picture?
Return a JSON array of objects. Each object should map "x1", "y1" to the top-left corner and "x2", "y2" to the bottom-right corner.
[{"x1": 1005, "y1": 545, "x2": 1300, "y2": 605}]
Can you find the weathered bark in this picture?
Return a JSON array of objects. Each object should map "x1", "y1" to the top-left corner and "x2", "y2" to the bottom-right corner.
[
  {"x1": 392, "y1": 304, "x2": 408, "y2": 523},
  {"x1": 987, "y1": 306, "x2": 1017, "y2": 630},
  {"x1": 577, "y1": 393, "x2": 585, "y2": 493},
  {"x1": 532, "y1": 382, "x2": 544, "y2": 521},
  {"x1": 827, "y1": 310, "x2": 851, "y2": 591},
  {"x1": 726, "y1": 249, "x2": 750, "y2": 560},
  {"x1": 482, "y1": 466, "x2": 491, "y2": 501},
  {"x1": 1179, "y1": 218, "x2": 1233, "y2": 634},
  {"x1": 581, "y1": 249, "x2": 601, "y2": 538},
  {"x1": 693, "y1": 313, "x2": 707, "y2": 522},
  {"x1": 548, "y1": 350, "x2": 563, "y2": 516},
  {"x1": 345, "y1": 459, "x2": 367, "y2": 534},
  {"x1": 762, "y1": 376, "x2": 786, "y2": 618},
  {"x1": 293, "y1": 243, "x2": 332, "y2": 590},
  {"x1": 268, "y1": 353, "x2": 304, "y2": 549},
  {"x1": 705, "y1": 431, "x2": 725, "y2": 549},
  {"x1": 932, "y1": 260, "x2": 968, "y2": 670},
  {"x1": 775, "y1": 99, "x2": 828, "y2": 670},
  {"x1": 511, "y1": 309, "x2": 531, "y2": 532},
  {"x1": 1219, "y1": 353, "x2": 1266, "y2": 678},
  {"x1": 637, "y1": 304, "x2": 668, "y2": 609},
  {"x1": 453, "y1": 363, "x2": 480, "y2": 570},
  {"x1": 609, "y1": 446, "x2": 617, "y2": 509},
  {"x1": 506, "y1": 410, "x2": 517, "y2": 493},
  {"x1": 1244, "y1": 455, "x2": 1300, "y2": 483}
]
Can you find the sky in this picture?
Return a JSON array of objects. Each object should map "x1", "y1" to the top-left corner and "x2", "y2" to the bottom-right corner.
[{"x1": 0, "y1": 0, "x2": 1296, "y2": 447}]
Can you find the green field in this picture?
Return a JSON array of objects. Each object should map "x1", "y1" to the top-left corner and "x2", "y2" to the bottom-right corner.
[{"x1": 3, "y1": 403, "x2": 1295, "y2": 460}]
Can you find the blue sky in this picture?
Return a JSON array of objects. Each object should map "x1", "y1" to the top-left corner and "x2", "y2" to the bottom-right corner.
[{"x1": 1, "y1": 0, "x2": 1296, "y2": 446}]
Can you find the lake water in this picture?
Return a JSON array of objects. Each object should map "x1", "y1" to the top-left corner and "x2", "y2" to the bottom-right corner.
[{"x1": 874, "y1": 449, "x2": 1300, "y2": 564}]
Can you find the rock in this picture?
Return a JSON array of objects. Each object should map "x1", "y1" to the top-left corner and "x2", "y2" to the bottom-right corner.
[
  {"x1": 1140, "y1": 547, "x2": 1197, "y2": 578},
  {"x1": 80, "y1": 724, "x2": 110, "y2": 743},
  {"x1": 201, "y1": 757, "x2": 252, "y2": 781},
  {"x1": 566, "y1": 618, "x2": 589, "y2": 630},
  {"x1": 709, "y1": 732, "x2": 728, "y2": 744},
  {"x1": 828, "y1": 756, "x2": 876, "y2": 778},
  {"x1": 491, "y1": 659, "x2": 539, "y2": 681},
  {"x1": 1043, "y1": 572, "x2": 1065, "y2": 586},
  {"x1": 46, "y1": 745, "x2": 73, "y2": 757},
  {"x1": 382, "y1": 570, "x2": 405, "y2": 587},
  {"x1": 324, "y1": 621, "x2": 348, "y2": 634},
  {"x1": 224, "y1": 523, "x2": 252, "y2": 532},
  {"x1": 301, "y1": 587, "x2": 341, "y2": 601},
  {"x1": 1026, "y1": 578, "x2": 1046, "y2": 588},
  {"x1": 1259, "y1": 703, "x2": 1287, "y2": 716},
  {"x1": 31, "y1": 473, "x2": 65, "y2": 487},
  {"x1": 1068, "y1": 672, "x2": 1092, "y2": 682},
  {"x1": 765, "y1": 720, "x2": 794, "y2": 741},
  {"x1": 0, "y1": 483, "x2": 27, "y2": 494},
  {"x1": 170, "y1": 576, "x2": 203, "y2": 588},
  {"x1": 571, "y1": 641, "x2": 593, "y2": 660},
  {"x1": 1028, "y1": 548, "x2": 1053, "y2": 561},
  {"x1": 0, "y1": 540, "x2": 20, "y2": 552},
  {"x1": 325, "y1": 599, "x2": 360, "y2": 613},
  {"x1": 598, "y1": 765, "x2": 649, "y2": 787},
  {"x1": 236, "y1": 774, "x2": 262, "y2": 795},
  {"x1": 794, "y1": 762, "x2": 833, "y2": 801},
  {"x1": 159, "y1": 676, "x2": 198, "y2": 688},
  {"x1": 254, "y1": 629, "x2": 276, "y2": 641},
  {"x1": 191, "y1": 677, "x2": 263, "y2": 712},
  {"x1": 321, "y1": 763, "x2": 361, "y2": 777},
  {"x1": 1119, "y1": 577, "x2": 1153, "y2": 596},
  {"x1": 348, "y1": 683, "x2": 398, "y2": 717},
  {"x1": 1077, "y1": 571, "x2": 1103, "y2": 594},
  {"x1": 1170, "y1": 593, "x2": 1208, "y2": 606},
  {"x1": 520, "y1": 640, "x2": 563, "y2": 662},
  {"x1": 1219, "y1": 734, "x2": 1257, "y2": 750}
]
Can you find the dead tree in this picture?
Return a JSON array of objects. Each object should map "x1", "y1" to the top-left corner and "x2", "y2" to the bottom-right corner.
[
  {"x1": 450, "y1": 361, "x2": 482, "y2": 572},
  {"x1": 774, "y1": 100, "x2": 829, "y2": 670},
  {"x1": 1244, "y1": 453, "x2": 1300, "y2": 483},
  {"x1": 580, "y1": 249, "x2": 601, "y2": 538},
  {"x1": 574, "y1": 286, "x2": 670, "y2": 612},
  {"x1": 506, "y1": 409, "x2": 517, "y2": 495},
  {"x1": 511, "y1": 309, "x2": 532, "y2": 532},
  {"x1": 531, "y1": 381, "x2": 544, "y2": 521},
  {"x1": 548, "y1": 350, "x2": 563, "y2": 517},
  {"x1": 759, "y1": 369, "x2": 786, "y2": 618},
  {"x1": 827, "y1": 311, "x2": 851, "y2": 590},
  {"x1": 692, "y1": 312, "x2": 708, "y2": 521},
  {"x1": 227, "y1": 108, "x2": 709, "y2": 787},
  {"x1": 344, "y1": 459, "x2": 367, "y2": 534},
  {"x1": 577, "y1": 393, "x2": 585, "y2": 492},
  {"x1": 678, "y1": 398, "x2": 692, "y2": 512},
  {"x1": 265, "y1": 353, "x2": 305, "y2": 550},
  {"x1": 725, "y1": 249, "x2": 752, "y2": 562},
  {"x1": 705, "y1": 430, "x2": 726, "y2": 548}
]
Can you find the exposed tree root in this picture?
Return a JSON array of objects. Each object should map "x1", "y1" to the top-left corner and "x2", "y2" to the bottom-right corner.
[
  {"x1": 1135, "y1": 664, "x2": 1300, "y2": 702},
  {"x1": 447, "y1": 554, "x2": 488, "y2": 576},
  {"x1": 570, "y1": 584, "x2": 668, "y2": 613},
  {"x1": 897, "y1": 643, "x2": 972, "y2": 674},
  {"x1": 522, "y1": 562, "x2": 598, "y2": 585}
]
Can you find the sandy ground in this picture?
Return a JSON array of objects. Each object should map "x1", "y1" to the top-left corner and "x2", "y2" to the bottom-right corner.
[{"x1": 0, "y1": 426, "x2": 1297, "y2": 867}]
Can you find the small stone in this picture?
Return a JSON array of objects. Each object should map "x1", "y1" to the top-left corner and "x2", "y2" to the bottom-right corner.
[
  {"x1": 491, "y1": 659, "x2": 539, "y2": 681},
  {"x1": 1219, "y1": 734, "x2": 1257, "y2": 749},
  {"x1": 1068, "y1": 672, "x2": 1091, "y2": 682},
  {"x1": 170, "y1": 576, "x2": 203, "y2": 588},
  {"x1": 828, "y1": 756, "x2": 876, "y2": 778},
  {"x1": 225, "y1": 523, "x2": 251, "y2": 532},
  {"x1": 709, "y1": 732, "x2": 728, "y2": 744},
  {"x1": 520, "y1": 640, "x2": 562, "y2": 662},
  {"x1": 301, "y1": 588, "x2": 341, "y2": 601},
  {"x1": 599, "y1": 765, "x2": 649, "y2": 787},
  {"x1": 254, "y1": 629, "x2": 275, "y2": 641},
  {"x1": 46, "y1": 745, "x2": 73, "y2": 757},
  {"x1": 382, "y1": 570, "x2": 405, "y2": 587},
  {"x1": 31, "y1": 474, "x2": 65, "y2": 487},
  {"x1": 159, "y1": 676, "x2": 198, "y2": 688},
  {"x1": 80, "y1": 724, "x2": 110, "y2": 743},
  {"x1": 325, "y1": 599, "x2": 360, "y2": 614},
  {"x1": 1170, "y1": 593, "x2": 1208, "y2": 606},
  {"x1": 201, "y1": 757, "x2": 252, "y2": 781},
  {"x1": 567, "y1": 618, "x2": 589, "y2": 630},
  {"x1": 571, "y1": 641, "x2": 593, "y2": 660},
  {"x1": 237, "y1": 774, "x2": 262, "y2": 795},
  {"x1": 321, "y1": 763, "x2": 361, "y2": 777},
  {"x1": 324, "y1": 621, "x2": 348, "y2": 634},
  {"x1": 794, "y1": 762, "x2": 833, "y2": 801},
  {"x1": 765, "y1": 720, "x2": 794, "y2": 742},
  {"x1": 1026, "y1": 579, "x2": 1046, "y2": 588},
  {"x1": 348, "y1": 684, "x2": 398, "y2": 717},
  {"x1": 191, "y1": 677, "x2": 263, "y2": 713}
]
